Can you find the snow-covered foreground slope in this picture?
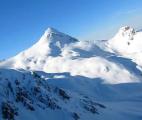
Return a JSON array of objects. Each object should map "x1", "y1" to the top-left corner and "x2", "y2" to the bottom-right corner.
[
  {"x1": 0, "y1": 69, "x2": 142, "y2": 120},
  {"x1": 0, "y1": 27, "x2": 142, "y2": 120}
]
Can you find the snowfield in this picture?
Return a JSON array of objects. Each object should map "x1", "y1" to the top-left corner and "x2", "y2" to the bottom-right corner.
[{"x1": 0, "y1": 26, "x2": 142, "y2": 120}]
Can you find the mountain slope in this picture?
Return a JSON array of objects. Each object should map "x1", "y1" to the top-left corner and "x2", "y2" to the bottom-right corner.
[
  {"x1": 0, "y1": 28, "x2": 78, "y2": 68},
  {"x1": 106, "y1": 26, "x2": 142, "y2": 67},
  {"x1": 0, "y1": 69, "x2": 108, "y2": 120},
  {"x1": 0, "y1": 27, "x2": 140, "y2": 84},
  {"x1": 1, "y1": 69, "x2": 142, "y2": 120},
  {"x1": 0, "y1": 27, "x2": 142, "y2": 120}
]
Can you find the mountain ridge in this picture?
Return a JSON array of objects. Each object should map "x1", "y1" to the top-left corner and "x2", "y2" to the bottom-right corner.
[{"x1": 0, "y1": 26, "x2": 142, "y2": 84}]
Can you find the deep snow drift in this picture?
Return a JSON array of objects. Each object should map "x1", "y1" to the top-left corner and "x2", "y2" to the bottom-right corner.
[{"x1": 0, "y1": 27, "x2": 142, "y2": 120}]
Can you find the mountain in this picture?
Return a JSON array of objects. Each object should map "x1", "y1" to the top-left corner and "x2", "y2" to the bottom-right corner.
[
  {"x1": 0, "y1": 27, "x2": 78, "y2": 68},
  {"x1": 0, "y1": 27, "x2": 139, "y2": 84},
  {"x1": 0, "y1": 27, "x2": 142, "y2": 120},
  {"x1": 106, "y1": 26, "x2": 142, "y2": 67}
]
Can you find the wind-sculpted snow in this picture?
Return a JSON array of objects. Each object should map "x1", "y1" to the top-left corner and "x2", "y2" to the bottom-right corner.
[{"x1": 0, "y1": 27, "x2": 142, "y2": 119}]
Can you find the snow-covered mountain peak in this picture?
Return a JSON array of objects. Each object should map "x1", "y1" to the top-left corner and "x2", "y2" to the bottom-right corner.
[
  {"x1": 1, "y1": 26, "x2": 142, "y2": 119},
  {"x1": 44, "y1": 27, "x2": 61, "y2": 35},
  {"x1": 107, "y1": 26, "x2": 137, "y2": 52},
  {"x1": 0, "y1": 27, "x2": 80, "y2": 69},
  {"x1": 106, "y1": 26, "x2": 136, "y2": 53},
  {"x1": 119, "y1": 26, "x2": 135, "y2": 33},
  {"x1": 106, "y1": 26, "x2": 142, "y2": 66},
  {"x1": 1, "y1": 26, "x2": 142, "y2": 120},
  {"x1": 41, "y1": 27, "x2": 78, "y2": 44},
  {"x1": 116, "y1": 26, "x2": 135, "y2": 39},
  {"x1": 19, "y1": 27, "x2": 79, "y2": 57},
  {"x1": 0, "y1": 26, "x2": 141, "y2": 84}
]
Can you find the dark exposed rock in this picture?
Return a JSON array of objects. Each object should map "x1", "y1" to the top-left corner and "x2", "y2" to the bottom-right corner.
[
  {"x1": 81, "y1": 98, "x2": 105, "y2": 114},
  {"x1": 72, "y1": 112, "x2": 80, "y2": 120},
  {"x1": 15, "y1": 79, "x2": 20, "y2": 86},
  {"x1": 8, "y1": 81, "x2": 14, "y2": 94},
  {"x1": 1, "y1": 101, "x2": 18, "y2": 120},
  {"x1": 58, "y1": 88, "x2": 70, "y2": 100},
  {"x1": 15, "y1": 87, "x2": 35, "y2": 111},
  {"x1": 38, "y1": 95, "x2": 60, "y2": 110}
]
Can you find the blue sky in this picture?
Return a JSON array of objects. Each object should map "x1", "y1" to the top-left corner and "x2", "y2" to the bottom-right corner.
[{"x1": 0, "y1": 0, "x2": 142, "y2": 59}]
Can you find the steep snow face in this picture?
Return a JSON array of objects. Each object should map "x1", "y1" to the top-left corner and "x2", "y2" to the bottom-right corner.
[{"x1": 107, "y1": 26, "x2": 142, "y2": 66}]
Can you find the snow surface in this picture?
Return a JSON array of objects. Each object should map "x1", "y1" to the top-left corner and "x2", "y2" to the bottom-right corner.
[
  {"x1": 106, "y1": 26, "x2": 142, "y2": 67},
  {"x1": 0, "y1": 27, "x2": 142, "y2": 120}
]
